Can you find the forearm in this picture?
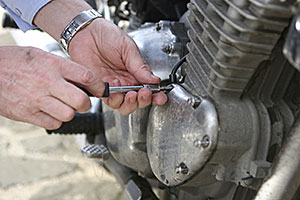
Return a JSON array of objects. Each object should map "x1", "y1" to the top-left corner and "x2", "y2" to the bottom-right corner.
[{"x1": 34, "y1": 0, "x2": 92, "y2": 40}]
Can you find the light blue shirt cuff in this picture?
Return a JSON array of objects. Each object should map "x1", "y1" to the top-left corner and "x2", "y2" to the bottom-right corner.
[{"x1": 0, "y1": 0, "x2": 51, "y2": 31}]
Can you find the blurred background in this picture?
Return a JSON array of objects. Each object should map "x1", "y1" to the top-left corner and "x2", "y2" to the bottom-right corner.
[{"x1": 0, "y1": 7, "x2": 122, "y2": 200}]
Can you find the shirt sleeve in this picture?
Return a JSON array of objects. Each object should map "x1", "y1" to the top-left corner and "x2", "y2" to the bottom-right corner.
[{"x1": 0, "y1": 0, "x2": 51, "y2": 31}]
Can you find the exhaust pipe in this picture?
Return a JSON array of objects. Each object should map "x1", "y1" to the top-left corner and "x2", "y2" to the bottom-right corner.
[{"x1": 254, "y1": 116, "x2": 300, "y2": 200}]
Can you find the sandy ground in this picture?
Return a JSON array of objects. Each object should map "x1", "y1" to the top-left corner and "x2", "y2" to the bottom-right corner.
[{"x1": 0, "y1": 7, "x2": 122, "y2": 200}]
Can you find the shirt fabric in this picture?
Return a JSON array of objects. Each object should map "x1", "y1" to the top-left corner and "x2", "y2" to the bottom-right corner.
[{"x1": 0, "y1": 0, "x2": 51, "y2": 31}]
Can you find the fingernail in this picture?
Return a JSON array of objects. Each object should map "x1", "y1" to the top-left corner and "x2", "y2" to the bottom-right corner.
[
  {"x1": 130, "y1": 97, "x2": 136, "y2": 103},
  {"x1": 151, "y1": 74, "x2": 159, "y2": 79},
  {"x1": 143, "y1": 95, "x2": 149, "y2": 101}
]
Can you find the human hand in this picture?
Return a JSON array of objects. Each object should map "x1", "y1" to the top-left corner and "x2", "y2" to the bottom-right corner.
[
  {"x1": 68, "y1": 18, "x2": 168, "y2": 115},
  {"x1": 0, "y1": 46, "x2": 105, "y2": 129},
  {"x1": 33, "y1": 0, "x2": 168, "y2": 115}
]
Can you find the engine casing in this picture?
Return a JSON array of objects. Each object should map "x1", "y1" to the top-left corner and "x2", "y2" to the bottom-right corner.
[{"x1": 103, "y1": 0, "x2": 300, "y2": 199}]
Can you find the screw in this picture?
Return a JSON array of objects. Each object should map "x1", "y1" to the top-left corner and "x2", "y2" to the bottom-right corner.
[
  {"x1": 194, "y1": 135, "x2": 210, "y2": 148},
  {"x1": 175, "y1": 163, "x2": 189, "y2": 175}
]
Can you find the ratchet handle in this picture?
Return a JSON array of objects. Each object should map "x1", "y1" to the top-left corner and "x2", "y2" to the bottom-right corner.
[{"x1": 80, "y1": 82, "x2": 110, "y2": 98}]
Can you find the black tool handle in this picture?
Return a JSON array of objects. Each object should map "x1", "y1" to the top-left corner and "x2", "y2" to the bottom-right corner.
[
  {"x1": 102, "y1": 82, "x2": 110, "y2": 97},
  {"x1": 80, "y1": 82, "x2": 110, "y2": 97}
]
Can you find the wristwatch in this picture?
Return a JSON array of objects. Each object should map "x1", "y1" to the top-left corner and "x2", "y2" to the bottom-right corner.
[{"x1": 59, "y1": 9, "x2": 102, "y2": 55}]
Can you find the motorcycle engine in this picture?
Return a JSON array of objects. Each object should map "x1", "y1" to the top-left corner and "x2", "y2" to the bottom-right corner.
[{"x1": 102, "y1": 0, "x2": 299, "y2": 199}]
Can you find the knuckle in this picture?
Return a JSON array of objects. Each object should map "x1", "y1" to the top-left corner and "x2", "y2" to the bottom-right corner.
[
  {"x1": 14, "y1": 103, "x2": 30, "y2": 118},
  {"x1": 140, "y1": 64, "x2": 151, "y2": 72},
  {"x1": 44, "y1": 55, "x2": 64, "y2": 73},
  {"x1": 81, "y1": 70, "x2": 95, "y2": 85},
  {"x1": 48, "y1": 58, "x2": 62, "y2": 72}
]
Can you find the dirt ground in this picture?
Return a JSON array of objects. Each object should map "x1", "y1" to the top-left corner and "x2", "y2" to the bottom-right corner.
[{"x1": 0, "y1": 8, "x2": 122, "y2": 200}]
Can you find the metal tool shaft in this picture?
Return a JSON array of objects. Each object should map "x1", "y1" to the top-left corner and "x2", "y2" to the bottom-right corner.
[
  {"x1": 109, "y1": 85, "x2": 172, "y2": 94},
  {"x1": 80, "y1": 83, "x2": 172, "y2": 97},
  {"x1": 109, "y1": 86, "x2": 144, "y2": 93}
]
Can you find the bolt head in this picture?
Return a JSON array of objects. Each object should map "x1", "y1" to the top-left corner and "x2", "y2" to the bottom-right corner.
[
  {"x1": 194, "y1": 139, "x2": 203, "y2": 148},
  {"x1": 187, "y1": 98, "x2": 195, "y2": 106},
  {"x1": 155, "y1": 23, "x2": 162, "y2": 31},
  {"x1": 186, "y1": 97, "x2": 202, "y2": 108},
  {"x1": 175, "y1": 163, "x2": 189, "y2": 175},
  {"x1": 194, "y1": 135, "x2": 210, "y2": 148}
]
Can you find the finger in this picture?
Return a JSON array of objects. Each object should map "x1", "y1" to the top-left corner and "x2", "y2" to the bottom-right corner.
[
  {"x1": 50, "y1": 80, "x2": 91, "y2": 112},
  {"x1": 152, "y1": 91, "x2": 168, "y2": 105},
  {"x1": 137, "y1": 88, "x2": 152, "y2": 108},
  {"x1": 102, "y1": 93, "x2": 124, "y2": 109},
  {"x1": 102, "y1": 79, "x2": 124, "y2": 109},
  {"x1": 123, "y1": 42, "x2": 161, "y2": 84},
  {"x1": 118, "y1": 91, "x2": 138, "y2": 116},
  {"x1": 29, "y1": 111, "x2": 62, "y2": 130},
  {"x1": 60, "y1": 60, "x2": 106, "y2": 97},
  {"x1": 37, "y1": 96, "x2": 75, "y2": 122}
]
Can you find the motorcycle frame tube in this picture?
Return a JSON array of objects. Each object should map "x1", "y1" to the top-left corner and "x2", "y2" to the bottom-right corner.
[{"x1": 254, "y1": 117, "x2": 300, "y2": 200}]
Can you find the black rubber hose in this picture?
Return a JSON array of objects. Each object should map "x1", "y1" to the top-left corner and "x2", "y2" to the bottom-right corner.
[
  {"x1": 169, "y1": 54, "x2": 187, "y2": 84},
  {"x1": 46, "y1": 112, "x2": 104, "y2": 135}
]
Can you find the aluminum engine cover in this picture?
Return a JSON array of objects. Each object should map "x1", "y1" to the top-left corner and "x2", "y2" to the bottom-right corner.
[
  {"x1": 147, "y1": 85, "x2": 218, "y2": 186},
  {"x1": 129, "y1": 21, "x2": 188, "y2": 81}
]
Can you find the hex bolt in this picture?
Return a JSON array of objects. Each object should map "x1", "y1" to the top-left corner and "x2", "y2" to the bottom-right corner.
[
  {"x1": 155, "y1": 22, "x2": 162, "y2": 31},
  {"x1": 162, "y1": 43, "x2": 174, "y2": 54},
  {"x1": 175, "y1": 163, "x2": 189, "y2": 175},
  {"x1": 187, "y1": 98, "x2": 195, "y2": 106},
  {"x1": 187, "y1": 97, "x2": 202, "y2": 109},
  {"x1": 194, "y1": 135, "x2": 211, "y2": 148}
]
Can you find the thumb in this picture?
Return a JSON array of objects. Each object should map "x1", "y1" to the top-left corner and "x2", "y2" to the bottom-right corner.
[
  {"x1": 131, "y1": 63, "x2": 161, "y2": 85},
  {"x1": 124, "y1": 40, "x2": 161, "y2": 84},
  {"x1": 61, "y1": 60, "x2": 106, "y2": 97}
]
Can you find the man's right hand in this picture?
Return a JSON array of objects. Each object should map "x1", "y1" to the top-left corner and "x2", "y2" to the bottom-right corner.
[{"x1": 0, "y1": 46, "x2": 105, "y2": 129}]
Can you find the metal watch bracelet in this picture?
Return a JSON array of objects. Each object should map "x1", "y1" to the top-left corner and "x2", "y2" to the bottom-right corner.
[{"x1": 59, "y1": 9, "x2": 102, "y2": 55}]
